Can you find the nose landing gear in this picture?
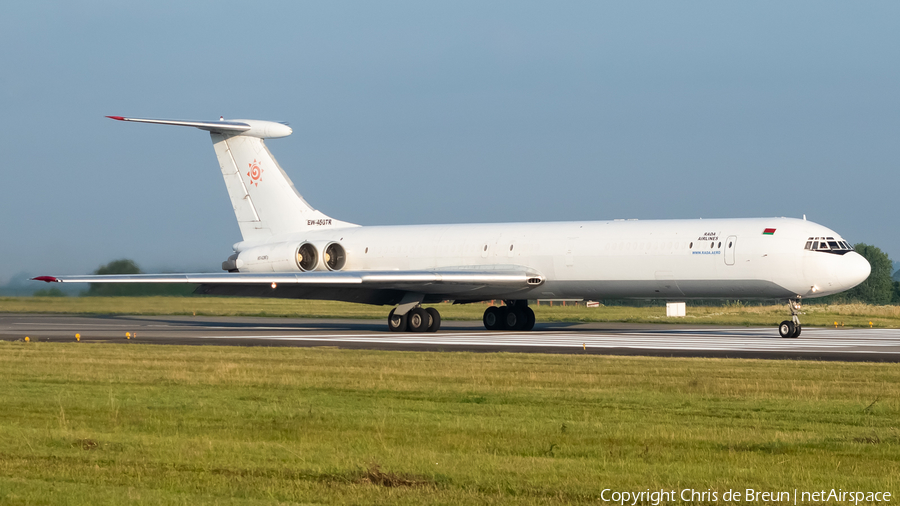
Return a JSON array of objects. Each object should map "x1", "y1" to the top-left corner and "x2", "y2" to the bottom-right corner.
[
  {"x1": 483, "y1": 301, "x2": 535, "y2": 331},
  {"x1": 778, "y1": 298, "x2": 802, "y2": 338}
]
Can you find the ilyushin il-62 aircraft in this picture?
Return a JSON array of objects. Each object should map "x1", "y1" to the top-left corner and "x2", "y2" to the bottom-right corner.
[{"x1": 35, "y1": 117, "x2": 871, "y2": 338}]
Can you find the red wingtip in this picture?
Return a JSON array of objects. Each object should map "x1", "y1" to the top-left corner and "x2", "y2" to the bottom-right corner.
[
  {"x1": 106, "y1": 115, "x2": 125, "y2": 121},
  {"x1": 32, "y1": 276, "x2": 59, "y2": 283}
]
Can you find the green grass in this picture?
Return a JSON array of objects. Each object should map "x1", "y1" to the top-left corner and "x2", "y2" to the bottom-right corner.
[
  {"x1": 3, "y1": 296, "x2": 900, "y2": 328},
  {"x1": 0, "y1": 342, "x2": 897, "y2": 504}
]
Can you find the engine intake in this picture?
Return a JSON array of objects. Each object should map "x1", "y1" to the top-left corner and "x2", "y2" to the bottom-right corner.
[
  {"x1": 296, "y1": 243, "x2": 318, "y2": 271},
  {"x1": 324, "y1": 243, "x2": 346, "y2": 271}
]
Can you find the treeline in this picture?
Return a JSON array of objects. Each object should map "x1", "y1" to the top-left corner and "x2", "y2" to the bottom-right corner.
[
  {"x1": 33, "y1": 245, "x2": 900, "y2": 304},
  {"x1": 33, "y1": 259, "x2": 196, "y2": 297},
  {"x1": 822, "y1": 243, "x2": 900, "y2": 305}
]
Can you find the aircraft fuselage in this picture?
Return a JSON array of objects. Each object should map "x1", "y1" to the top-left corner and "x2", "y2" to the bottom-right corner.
[{"x1": 228, "y1": 216, "x2": 870, "y2": 303}]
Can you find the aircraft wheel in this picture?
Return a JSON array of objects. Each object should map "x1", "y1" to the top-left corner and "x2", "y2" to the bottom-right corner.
[
  {"x1": 388, "y1": 308, "x2": 407, "y2": 332},
  {"x1": 793, "y1": 324, "x2": 801, "y2": 338},
  {"x1": 483, "y1": 306, "x2": 503, "y2": 330},
  {"x1": 407, "y1": 307, "x2": 429, "y2": 332},
  {"x1": 498, "y1": 306, "x2": 511, "y2": 330},
  {"x1": 523, "y1": 307, "x2": 536, "y2": 331},
  {"x1": 425, "y1": 307, "x2": 441, "y2": 332},
  {"x1": 778, "y1": 320, "x2": 795, "y2": 338},
  {"x1": 506, "y1": 307, "x2": 526, "y2": 331}
]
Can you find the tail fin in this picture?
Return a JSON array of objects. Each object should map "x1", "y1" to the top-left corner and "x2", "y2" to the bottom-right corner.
[{"x1": 107, "y1": 116, "x2": 356, "y2": 242}]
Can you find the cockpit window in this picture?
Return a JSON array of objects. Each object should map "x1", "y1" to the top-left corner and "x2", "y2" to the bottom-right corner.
[{"x1": 804, "y1": 236, "x2": 853, "y2": 254}]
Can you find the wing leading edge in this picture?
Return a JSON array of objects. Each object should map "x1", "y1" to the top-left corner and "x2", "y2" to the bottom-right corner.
[{"x1": 32, "y1": 268, "x2": 544, "y2": 297}]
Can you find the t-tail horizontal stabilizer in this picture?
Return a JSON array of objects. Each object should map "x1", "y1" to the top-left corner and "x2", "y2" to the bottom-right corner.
[{"x1": 105, "y1": 116, "x2": 292, "y2": 138}]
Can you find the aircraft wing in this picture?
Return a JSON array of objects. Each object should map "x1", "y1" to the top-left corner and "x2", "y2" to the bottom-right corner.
[{"x1": 32, "y1": 267, "x2": 544, "y2": 301}]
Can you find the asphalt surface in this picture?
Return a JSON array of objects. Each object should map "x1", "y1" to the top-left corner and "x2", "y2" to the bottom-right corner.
[{"x1": 3, "y1": 313, "x2": 899, "y2": 361}]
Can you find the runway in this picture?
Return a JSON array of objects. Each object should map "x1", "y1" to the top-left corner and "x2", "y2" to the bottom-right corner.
[{"x1": 1, "y1": 314, "x2": 898, "y2": 361}]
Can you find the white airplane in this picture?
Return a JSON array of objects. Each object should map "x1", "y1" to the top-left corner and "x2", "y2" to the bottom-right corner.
[{"x1": 35, "y1": 116, "x2": 871, "y2": 338}]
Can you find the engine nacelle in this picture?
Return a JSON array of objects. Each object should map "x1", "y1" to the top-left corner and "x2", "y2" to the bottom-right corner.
[{"x1": 223, "y1": 241, "x2": 347, "y2": 273}]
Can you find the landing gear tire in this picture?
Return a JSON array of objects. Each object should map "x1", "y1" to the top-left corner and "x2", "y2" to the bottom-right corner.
[
  {"x1": 388, "y1": 308, "x2": 407, "y2": 332},
  {"x1": 483, "y1": 303, "x2": 534, "y2": 331},
  {"x1": 425, "y1": 307, "x2": 441, "y2": 333},
  {"x1": 407, "y1": 307, "x2": 429, "y2": 332},
  {"x1": 793, "y1": 324, "x2": 801, "y2": 338},
  {"x1": 506, "y1": 308, "x2": 526, "y2": 330},
  {"x1": 778, "y1": 320, "x2": 795, "y2": 339},
  {"x1": 498, "y1": 306, "x2": 510, "y2": 328},
  {"x1": 483, "y1": 306, "x2": 503, "y2": 330},
  {"x1": 523, "y1": 307, "x2": 536, "y2": 331}
]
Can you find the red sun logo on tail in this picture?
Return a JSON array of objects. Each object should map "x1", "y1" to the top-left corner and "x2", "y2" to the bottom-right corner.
[{"x1": 247, "y1": 159, "x2": 263, "y2": 187}]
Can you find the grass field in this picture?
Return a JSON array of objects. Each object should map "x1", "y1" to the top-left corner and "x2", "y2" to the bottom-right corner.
[
  {"x1": 3, "y1": 296, "x2": 900, "y2": 328},
  {"x1": 0, "y1": 341, "x2": 897, "y2": 505}
]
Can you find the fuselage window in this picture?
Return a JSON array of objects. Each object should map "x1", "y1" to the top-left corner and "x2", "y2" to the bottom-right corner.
[
  {"x1": 689, "y1": 242, "x2": 693, "y2": 248},
  {"x1": 728, "y1": 241, "x2": 733, "y2": 248},
  {"x1": 717, "y1": 242, "x2": 721, "y2": 248}
]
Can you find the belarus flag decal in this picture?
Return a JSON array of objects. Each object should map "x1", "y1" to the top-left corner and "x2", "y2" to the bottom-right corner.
[{"x1": 762, "y1": 228, "x2": 776, "y2": 235}]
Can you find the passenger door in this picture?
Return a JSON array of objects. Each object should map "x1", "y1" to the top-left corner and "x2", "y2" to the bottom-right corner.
[{"x1": 724, "y1": 235, "x2": 737, "y2": 266}]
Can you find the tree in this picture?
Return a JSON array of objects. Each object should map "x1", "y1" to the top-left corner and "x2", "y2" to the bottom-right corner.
[
  {"x1": 94, "y1": 259, "x2": 142, "y2": 276},
  {"x1": 86, "y1": 259, "x2": 141, "y2": 296},
  {"x1": 843, "y1": 244, "x2": 894, "y2": 305},
  {"x1": 85, "y1": 259, "x2": 195, "y2": 296}
]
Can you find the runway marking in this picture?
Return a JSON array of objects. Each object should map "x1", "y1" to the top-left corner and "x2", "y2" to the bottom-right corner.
[
  {"x1": 5, "y1": 314, "x2": 897, "y2": 357},
  {"x1": 185, "y1": 329, "x2": 900, "y2": 354}
]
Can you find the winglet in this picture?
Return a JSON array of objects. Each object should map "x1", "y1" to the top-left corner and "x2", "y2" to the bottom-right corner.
[
  {"x1": 32, "y1": 276, "x2": 60, "y2": 283},
  {"x1": 106, "y1": 116, "x2": 125, "y2": 121}
]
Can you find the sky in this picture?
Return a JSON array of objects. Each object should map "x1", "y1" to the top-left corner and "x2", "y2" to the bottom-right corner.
[{"x1": 2, "y1": 1, "x2": 898, "y2": 286}]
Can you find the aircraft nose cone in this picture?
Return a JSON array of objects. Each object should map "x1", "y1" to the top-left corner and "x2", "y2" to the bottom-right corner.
[{"x1": 838, "y1": 252, "x2": 870, "y2": 290}]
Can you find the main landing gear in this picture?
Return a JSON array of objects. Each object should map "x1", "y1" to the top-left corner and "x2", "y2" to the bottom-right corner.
[
  {"x1": 387, "y1": 306, "x2": 441, "y2": 333},
  {"x1": 482, "y1": 301, "x2": 535, "y2": 331},
  {"x1": 778, "y1": 298, "x2": 802, "y2": 338}
]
